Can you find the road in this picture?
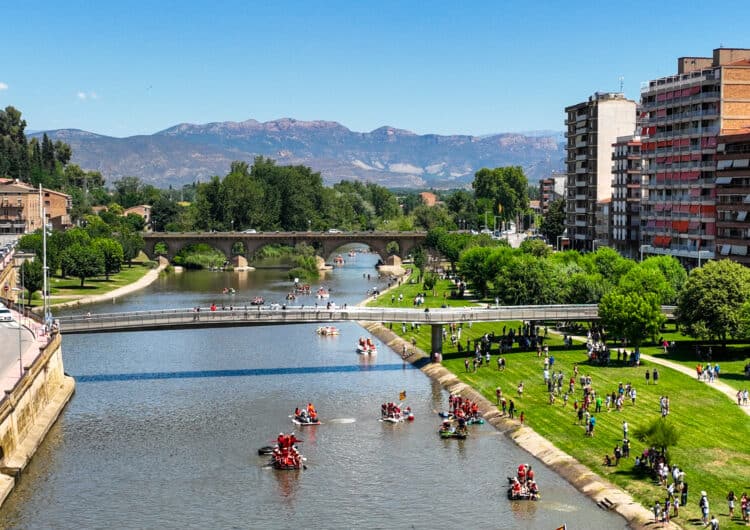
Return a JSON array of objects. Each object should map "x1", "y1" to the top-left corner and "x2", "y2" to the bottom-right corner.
[{"x1": 0, "y1": 314, "x2": 41, "y2": 392}]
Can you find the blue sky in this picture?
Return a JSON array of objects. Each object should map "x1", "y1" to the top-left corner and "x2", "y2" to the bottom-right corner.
[{"x1": 1, "y1": 0, "x2": 748, "y2": 137}]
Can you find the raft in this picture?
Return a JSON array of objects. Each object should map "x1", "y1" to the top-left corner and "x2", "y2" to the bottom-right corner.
[
  {"x1": 438, "y1": 429, "x2": 468, "y2": 439},
  {"x1": 292, "y1": 416, "x2": 321, "y2": 426}
]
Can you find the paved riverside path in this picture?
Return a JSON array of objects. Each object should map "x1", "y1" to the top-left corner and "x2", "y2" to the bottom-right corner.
[{"x1": 639, "y1": 352, "x2": 750, "y2": 418}]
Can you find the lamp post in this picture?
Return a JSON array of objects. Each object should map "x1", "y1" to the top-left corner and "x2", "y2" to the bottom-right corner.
[
  {"x1": 640, "y1": 243, "x2": 648, "y2": 263},
  {"x1": 13, "y1": 264, "x2": 24, "y2": 378}
]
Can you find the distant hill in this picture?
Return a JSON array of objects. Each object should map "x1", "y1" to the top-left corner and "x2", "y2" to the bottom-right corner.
[{"x1": 33, "y1": 118, "x2": 565, "y2": 188}]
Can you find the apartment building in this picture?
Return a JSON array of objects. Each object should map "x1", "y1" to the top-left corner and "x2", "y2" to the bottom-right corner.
[
  {"x1": 0, "y1": 179, "x2": 72, "y2": 234},
  {"x1": 594, "y1": 198, "x2": 611, "y2": 249},
  {"x1": 564, "y1": 92, "x2": 636, "y2": 251},
  {"x1": 611, "y1": 135, "x2": 644, "y2": 259},
  {"x1": 539, "y1": 172, "x2": 566, "y2": 214},
  {"x1": 715, "y1": 130, "x2": 750, "y2": 265},
  {"x1": 639, "y1": 48, "x2": 750, "y2": 266}
]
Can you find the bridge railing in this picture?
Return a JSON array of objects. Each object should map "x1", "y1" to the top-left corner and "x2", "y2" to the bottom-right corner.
[{"x1": 55, "y1": 304, "x2": 676, "y2": 332}]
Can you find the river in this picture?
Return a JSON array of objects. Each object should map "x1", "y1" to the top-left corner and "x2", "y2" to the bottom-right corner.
[{"x1": 1, "y1": 253, "x2": 626, "y2": 529}]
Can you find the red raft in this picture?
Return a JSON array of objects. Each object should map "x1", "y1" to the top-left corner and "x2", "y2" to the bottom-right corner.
[{"x1": 270, "y1": 433, "x2": 305, "y2": 470}]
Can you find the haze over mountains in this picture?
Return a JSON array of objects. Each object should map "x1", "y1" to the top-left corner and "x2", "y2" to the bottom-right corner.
[{"x1": 35, "y1": 118, "x2": 564, "y2": 188}]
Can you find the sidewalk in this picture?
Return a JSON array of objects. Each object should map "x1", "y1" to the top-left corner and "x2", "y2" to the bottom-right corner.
[{"x1": 0, "y1": 309, "x2": 52, "y2": 393}]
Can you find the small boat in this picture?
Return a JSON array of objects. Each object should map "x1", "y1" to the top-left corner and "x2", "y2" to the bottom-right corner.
[
  {"x1": 466, "y1": 417, "x2": 485, "y2": 425},
  {"x1": 507, "y1": 476, "x2": 540, "y2": 501},
  {"x1": 438, "y1": 427, "x2": 468, "y2": 439},
  {"x1": 379, "y1": 404, "x2": 414, "y2": 423},
  {"x1": 333, "y1": 255, "x2": 345, "y2": 266},
  {"x1": 270, "y1": 433, "x2": 306, "y2": 470},
  {"x1": 316, "y1": 288, "x2": 330, "y2": 299},
  {"x1": 258, "y1": 445, "x2": 276, "y2": 455},
  {"x1": 348, "y1": 250, "x2": 356, "y2": 257},
  {"x1": 222, "y1": 287, "x2": 236, "y2": 295},
  {"x1": 250, "y1": 296, "x2": 265, "y2": 306},
  {"x1": 356, "y1": 337, "x2": 377, "y2": 355},
  {"x1": 316, "y1": 326, "x2": 340, "y2": 336},
  {"x1": 286, "y1": 292, "x2": 297, "y2": 301},
  {"x1": 292, "y1": 415, "x2": 322, "y2": 426}
]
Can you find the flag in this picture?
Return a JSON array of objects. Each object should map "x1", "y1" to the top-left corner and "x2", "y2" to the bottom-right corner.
[{"x1": 399, "y1": 390, "x2": 406, "y2": 401}]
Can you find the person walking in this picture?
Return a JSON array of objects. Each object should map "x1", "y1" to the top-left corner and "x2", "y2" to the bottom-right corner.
[
  {"x1": 623, "y1": 420, "x2": 629, "y2": 440},
  {"x1": 508, "y1": 399, "x2": 516, "y2": 419},
  {"x1": 700, "y1": 491, "x2": 710, "y2": 526},
  {"x1": 727, "y1": 490, "x2": 736, "y2": 519}
]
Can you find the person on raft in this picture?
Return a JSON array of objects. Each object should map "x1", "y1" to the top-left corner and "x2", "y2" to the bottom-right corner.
[{"x1": 306, "y1": 403, "x2": 318, "y2": 422}]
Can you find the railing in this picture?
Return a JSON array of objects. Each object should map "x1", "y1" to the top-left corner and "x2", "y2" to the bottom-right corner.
[{"x1": 55, "y1": 304, "x2": 678, "y2": 334}]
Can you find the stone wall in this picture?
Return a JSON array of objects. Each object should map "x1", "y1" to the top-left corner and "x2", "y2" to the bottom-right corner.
[{"x1": 0, "y1": 333, "x2": 75, "y2": 506}]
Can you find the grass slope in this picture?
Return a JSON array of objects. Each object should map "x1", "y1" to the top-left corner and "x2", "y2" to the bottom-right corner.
[{"x1": 370, "y1": 274, "x2": 750, "y2": 528}]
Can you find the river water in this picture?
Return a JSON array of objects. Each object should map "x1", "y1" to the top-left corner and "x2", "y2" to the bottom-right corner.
[{"x1": 1, "y1": 254, "x2": 625, "y2": 529}]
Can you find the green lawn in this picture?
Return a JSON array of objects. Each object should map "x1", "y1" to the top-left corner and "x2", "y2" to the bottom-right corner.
[
  {"x1": 27, "y1": 259, "x2": 155, "y2": 307},
  {"x1": 372, "y1": 275, "x2": 750, "y2": 529}
]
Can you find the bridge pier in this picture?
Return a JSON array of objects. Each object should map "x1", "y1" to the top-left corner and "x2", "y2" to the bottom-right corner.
[{"x1": 431, "y1": 324, "x2": 443, "y2": 357}]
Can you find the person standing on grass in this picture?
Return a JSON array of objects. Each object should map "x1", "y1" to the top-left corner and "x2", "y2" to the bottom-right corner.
[
  {"x1": 496, "y1": 387, "x2": 503, "y2": 406},
  {"x1": 508, "y1": 399, "x2": 515, "y2": 419},
  {"x1": 653, "y1": 368, "x2": 659, "y2": 384},
  {"x1": 727, "y1": 490, "x2": 736, "y2": 519},
  {"x1": 646, "y1": 369, "x2": 650, "y2": 385},
  {"x1": 700, "y1": 491, "x2": 710, "y2": 526}
]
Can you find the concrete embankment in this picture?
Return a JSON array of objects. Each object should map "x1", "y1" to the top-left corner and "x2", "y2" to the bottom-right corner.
[
  {"x1": 359, "y1": 321, "x2": 679, "y2": 530},
  {"x1": 0, "y1": 333, "x2": 75, "y2": 507}
]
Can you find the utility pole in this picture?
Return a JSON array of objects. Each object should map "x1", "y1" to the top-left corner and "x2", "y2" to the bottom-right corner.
[{"x1": 39, "y1": 185, "x2": 50, "y2": 329}]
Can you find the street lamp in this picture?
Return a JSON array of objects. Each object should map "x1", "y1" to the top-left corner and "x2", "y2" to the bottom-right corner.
[
  {"x1": 12, "y1": 263, "x2": 24, "y2": 378},
  {"x1": 308, "y1": 219, "x2": 311, "y2": 232},
  {"x1": 640, "y1": 243, "x2": 648, "y2": 263}
]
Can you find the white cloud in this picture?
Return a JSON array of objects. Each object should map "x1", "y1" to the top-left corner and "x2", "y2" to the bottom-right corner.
[
  {"x1": 0, "y1": 82, "x2": 8, "y2": 91},
  {"x1": 76, "y1": 91, "x2": 98, "y2": 101}
]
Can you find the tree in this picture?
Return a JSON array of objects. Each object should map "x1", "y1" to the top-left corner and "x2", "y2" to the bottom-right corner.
[
  {"x1": 598, "y1": 290, "x2": 665, "y2": 346},
  {"x1": 519, "y1": 238, "x2": 552, "y2": 258},
  {"x1": 411, "y1": 246, "x2": 427, "y2": 282},
  {"x1": 640, "y1": 255, "x2": 687, "y2": 305},
  {"x1": 458, "y1": 246, "x2": 494, "y2": 297},
  {"x1": 21, "y1": 259, "x2": 44, "y2": 304},
  {"x1": 539, "y1": 198, "x2": 565, "y2": 243},
  {"x1": 677, "y1": 259, "x2": 750, "y2": 346},
  {"x1": 634, "y1": 418, "x2": 680, "y2": 461},
  {"x1": 150, "y1": 196, "x2": 180, "y2": 232},
  {"x1": 93, "y1": 238, "x2": 124, "y2": 280},
  {"x1": 495, "y1": 254, "x2": 559, "y2": 305},
  {"x1": 117, "y1": 229, "x2": 144, "y2": 266},
  {"x1": 471, "y1": 166, "x2": 529, "y2": 228},
  {"x1": 60, "y1": 243, "x2": 104, "y2": 287},
  {"x1": 618, "y1": 265, "x2": 671, "y2": 305}
]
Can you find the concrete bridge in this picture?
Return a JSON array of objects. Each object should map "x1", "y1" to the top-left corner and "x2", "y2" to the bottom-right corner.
[
  {"x1": 141, "y1": 231, "x2": 427, "y2": 262},
  {"x1": 56, "y1": 304, "x2": 676, "y2": 354}
]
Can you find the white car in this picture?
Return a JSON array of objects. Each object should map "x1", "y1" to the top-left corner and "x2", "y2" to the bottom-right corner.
[
  {"x1": 327, "y1": 229, "x2": 342, "y2": 234},
  {"x1": 0, "y1": 307, "x2": 13, "y2": 322},
  {"x1": 243, "y1": 229, "x2": 258, "y2": 234}
]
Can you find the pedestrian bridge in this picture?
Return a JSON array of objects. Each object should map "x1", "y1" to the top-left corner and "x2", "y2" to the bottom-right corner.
[{"x1": 56, "y1": 304, "x2": 676, "y2": 335}]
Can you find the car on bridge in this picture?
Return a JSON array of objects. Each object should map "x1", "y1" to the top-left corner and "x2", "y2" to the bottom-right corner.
[
  {"x1": 327, "y1": 229, "x2": 342, "y2": 234},
  {"x1": 242, "y1": 229, "x2": 258, "y2": 233}
]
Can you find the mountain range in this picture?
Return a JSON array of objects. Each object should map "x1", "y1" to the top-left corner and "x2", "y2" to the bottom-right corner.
[{"x1": 34, "y1": 118, "x2": 565, "y2": 188}]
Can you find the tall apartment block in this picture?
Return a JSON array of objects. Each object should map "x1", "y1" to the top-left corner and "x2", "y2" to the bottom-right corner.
[
  {"x1": 639, "y1": 48, "x2": 750, "y2": 265},
  {"x1": 611, "y1": 135, "x2": 644, "y2": 259},
  {"x1": 715, "y1": 131, "x2": 750, "y2": 265},
  {"x1": 539, "y1": 172, "x2": 566, "y2": 214},
  {"x1": 564, "y1": 93, "x2": 636, "y2": 251}
]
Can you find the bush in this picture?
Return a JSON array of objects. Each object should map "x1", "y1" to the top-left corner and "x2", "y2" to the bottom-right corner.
[
  {"x1": 145, "y1": 260, "x2": 158, "y2": 269},
  {"x1": 423, "y1": 272, "x2": 437, "y2": 291}
]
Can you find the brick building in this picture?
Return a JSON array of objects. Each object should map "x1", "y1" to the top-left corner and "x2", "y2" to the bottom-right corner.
[
  {"x1": 0, "y1": 179, "x2": 72, "y2": 234},
  {"x1": 639, "y1": 48, "x2": 750, "y2": 266}
]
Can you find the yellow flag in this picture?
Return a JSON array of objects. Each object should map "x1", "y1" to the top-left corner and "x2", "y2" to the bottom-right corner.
[{"x1": 399, "y1": 390, "x2": 406, "y2": 401}]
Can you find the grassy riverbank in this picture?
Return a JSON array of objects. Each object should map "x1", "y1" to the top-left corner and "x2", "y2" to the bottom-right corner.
[
  {"x1": 28, "y1": 257, "x2": 156, "y2": 307},
  {"x1": 369, "y1": 275, "x2": 750, "y2": 529}
]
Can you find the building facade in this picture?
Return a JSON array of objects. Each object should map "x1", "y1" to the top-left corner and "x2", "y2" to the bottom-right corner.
[
  {"x1": 0, "y1": 179, "x2": 72, "y2": 234},
  {"x1": 539, "y1": 172, "x2": 566, "y2": 214},
  {"x1": 564, "y1": 93, "x2": 636, "y2": 251},
  {"x1": 611, "y1": 135, "x2": 644, "y2": 259},
  {"x1": 715, "y1": 130, "x2": 750, "y2": 265},
  {"x1": 639, "y1": 48, "x2": 750, "y2": 266}
]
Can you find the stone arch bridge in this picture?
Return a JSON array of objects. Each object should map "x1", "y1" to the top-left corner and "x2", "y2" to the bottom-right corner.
[{"x1": 142, "y1": 231, "x2": 427, "y2": 262}]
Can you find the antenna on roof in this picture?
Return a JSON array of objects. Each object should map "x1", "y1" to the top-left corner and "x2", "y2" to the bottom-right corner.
[{"x1": 619, "y1": 75, "x2": 624, "y2": 93}]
